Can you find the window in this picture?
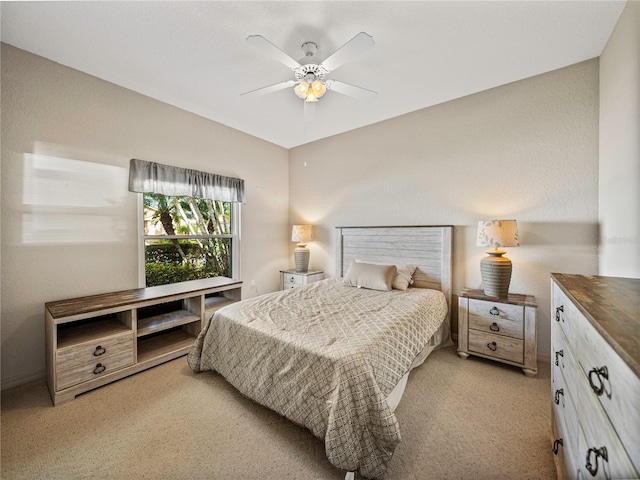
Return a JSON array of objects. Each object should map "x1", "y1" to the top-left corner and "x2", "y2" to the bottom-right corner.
[
  {"x1": 143, "y1": 193, "x2": 238, "y2": 286},
  {"x1": 128, "y1": 159, "x2": 244, "y2": 287}
]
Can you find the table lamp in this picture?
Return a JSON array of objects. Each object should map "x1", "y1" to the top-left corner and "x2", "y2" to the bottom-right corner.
[
  {"x1": 291, "y1": 224, "x2": 312, "y2": 273},
  {"x1": 476, "y1": 220, "x2": 519, "y2": 297}
]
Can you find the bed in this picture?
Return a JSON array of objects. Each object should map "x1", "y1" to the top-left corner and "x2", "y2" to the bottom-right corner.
[{"x1": 188, "y1": 226, "x2": 453, "y2": 479}]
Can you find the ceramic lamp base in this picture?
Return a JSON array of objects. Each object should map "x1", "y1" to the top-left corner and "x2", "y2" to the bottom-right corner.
[
  {"x1": 294, "y1": 245, "x2": 310, "y2": 273},
  {"x1": 480, "y1": 252, "x2": 512, "y2": 297}
]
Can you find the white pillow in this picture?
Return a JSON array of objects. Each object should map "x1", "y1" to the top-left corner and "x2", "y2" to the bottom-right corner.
[
  {"x1": 342, "y1": 262, "x2": 397, "y2": 291},
  {"x1": 355, "y1": 260, "x2": 417, "y2": 291}
]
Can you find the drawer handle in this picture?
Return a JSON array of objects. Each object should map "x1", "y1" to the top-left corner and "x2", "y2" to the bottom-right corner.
[
  {"x1": 489, "y1": 306, "x2": 500, "y2": 316},
  {"x1": 93, "y1": 345, "x2": 106, "y2": 356},
  {"x1": 554, "y1": 388, "x2": 564, "y2": 406},
  {"x1": 487, "y1": 342, "x2": 497, "y2": 352},
  {"x1": 588, "y1": 366, "x2": 609, "y2": 397},
  {"x1": 585, "y1": 446, "x2": 608, "y2": 477},
  {"x1": 489, "y1": 322, "x2": 500, "y2": 332},
  {"x1": 93, "y1": 363, "x2": 106, "y2": 375},
  {"x1": 555, "y1": 305, "x2": 564, "y2": 322},
  {"x1": 289, "y1": 276, "x2": 294, "y2": 282},
  {"x1": 555, "y1": 350, "x2": 564, "y2": 367},
  {"x1": 552, "y1": 438, "x2": 563, "y2": 455}
]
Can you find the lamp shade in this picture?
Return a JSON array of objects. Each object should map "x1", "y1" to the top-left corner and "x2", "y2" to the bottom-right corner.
[
  {"x1": 291, "y1": 225, "x2": 312, "y2": 244},
  {"x1": 476, "y1": 220, "x2": 519, "y2": 297},
  {"x1": 476, "y1": 220, "x2": 519, "y2": 250},
  {"x1": 291, "y1": 225, "x2": 312, "y2": 273}
]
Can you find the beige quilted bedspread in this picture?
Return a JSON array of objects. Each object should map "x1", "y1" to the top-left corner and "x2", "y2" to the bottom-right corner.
[{"x1": 188, "y1": 278, "x2": 447, "y2": 479}]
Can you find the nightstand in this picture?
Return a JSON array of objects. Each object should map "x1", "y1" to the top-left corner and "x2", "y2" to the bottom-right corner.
[
  {"x1": 280, "y1": 270, "x2": 324, "y2": 290},
  {"x1": 457, "y1": 288, "x2": 537, "y2": 377}
]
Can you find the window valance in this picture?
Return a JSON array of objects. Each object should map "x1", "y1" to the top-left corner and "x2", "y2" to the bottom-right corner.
[{"x1": 128, "y1": 159, "x2": 245, "y2": 204}]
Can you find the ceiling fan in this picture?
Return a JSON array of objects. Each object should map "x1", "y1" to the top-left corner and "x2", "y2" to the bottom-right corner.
[{"x1": 241, "y1": 32, "x2": 377, "y2": 121}]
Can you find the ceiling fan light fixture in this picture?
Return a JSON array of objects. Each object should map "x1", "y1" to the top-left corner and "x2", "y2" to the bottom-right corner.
[
  {"x1": 311, "y1": 80, "x2": 326, "y2": 98},
  {"x1": 294, "y1": 82, "x2": 309, "y2": 99}
]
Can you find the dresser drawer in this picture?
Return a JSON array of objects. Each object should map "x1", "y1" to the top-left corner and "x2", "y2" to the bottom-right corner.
[
  {"x1": 552, "y1": 284, "x2": 580, "y2": 353},
  {"x1": 552, "y1": 323, "x2": 580, "y2": 399},
  {"x1": 552, "y1": 403, "x2": 579, "y2": 480},
  {"x1": 468, "y1": 329, "x2": 523, "y2": 364},
  {"x1": 56, "y1": 331, "x2": 134, "y2": 390},
  {"x1": 282, "y1": 280, "x2": 298, "y2": 289},
  {"x1": 551, "y1": 363, "x2": 579, "y2": 453},
  {"x1": 576, "y1": 373, "x2": 639, "y2": 479},
  {"x1": 578, "y1": 317, "x2": 640, "y2": 472},
  {"x1": 468, "y1": 299, "x2": 524, "y2": 339}
]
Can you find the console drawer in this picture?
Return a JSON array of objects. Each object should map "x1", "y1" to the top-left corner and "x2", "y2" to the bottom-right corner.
[{"x1": 56, "y1": 331, "x2": 134, "y2": 390}]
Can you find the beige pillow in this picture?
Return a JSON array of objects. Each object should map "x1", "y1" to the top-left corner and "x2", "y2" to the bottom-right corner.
[
  {"x1": 355, "y1": 260, "x2": 417, "y2": 291},
  {"x1": 342, "y1": 262, "x2": 397, "y2": 291}
]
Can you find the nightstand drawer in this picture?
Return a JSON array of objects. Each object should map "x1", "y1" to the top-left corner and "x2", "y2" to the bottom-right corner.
[
  {"x1": 283, "y1": 280, "x2": 298, "y2": 289},
  {"x1": 283, "y1": 274, "x2": 304, "y2": 285},
  {"x1": 468, "y1": 298, "x2": 524, "y2": 339},
  {"x1": 468, "y1": 330, "x2": 523, "y2": 364},
  {"x1": 280, "y1": 270, "x2": 323, "y2": 290}
]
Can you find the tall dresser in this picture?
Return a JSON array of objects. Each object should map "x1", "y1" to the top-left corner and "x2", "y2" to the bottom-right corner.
[{"x1": 550, "y1": 274, "x2": 640, "y2": 479}]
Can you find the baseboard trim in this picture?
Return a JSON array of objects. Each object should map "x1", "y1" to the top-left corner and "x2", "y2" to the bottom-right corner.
[{"x1": 1, "y1": 370, "x2": 46, "y2": 391}]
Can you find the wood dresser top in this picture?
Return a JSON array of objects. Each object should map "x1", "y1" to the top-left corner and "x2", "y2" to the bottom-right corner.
[
  {"x1": 551, "y1": 273, "x2": 640, "y2": 378},
  {"x1": 46, "y1": 277, "x2": 242, "y2": 320}
]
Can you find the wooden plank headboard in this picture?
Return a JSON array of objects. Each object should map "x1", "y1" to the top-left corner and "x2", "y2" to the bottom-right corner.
[{"x1": 336, "y1": 225, "x2": 453, "y2": 316}]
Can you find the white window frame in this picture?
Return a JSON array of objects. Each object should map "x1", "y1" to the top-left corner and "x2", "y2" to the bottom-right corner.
[{"x1": 136, "y1": 194, "x2": 241, "y2": 288}]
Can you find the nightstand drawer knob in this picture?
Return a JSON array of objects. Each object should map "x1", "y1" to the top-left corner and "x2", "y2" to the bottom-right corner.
[
  {"x1": 487, "y1": 341, "x2": 497, "y2": 352},
  {"x1": 489, "y1": 322, "x2": 500, "y2": 332},
  {"x1": 93, "y1": 363, "x2": 106, "y2": 375},
  {"x1": 489, "y1": 306, "x2": 500, "y2": 316},
  {"x1": 93, "y1": 345, "x2": 106, "y2": 356},
  {"x1": 289, "y1": 276, "x2": 294, "y2": 282},
  {"x1": 555, "y1": 305, "x2": 564, "y2": 322},
  {"x1": 588, "y1": 366, "x2": 609, "y2": 397}
]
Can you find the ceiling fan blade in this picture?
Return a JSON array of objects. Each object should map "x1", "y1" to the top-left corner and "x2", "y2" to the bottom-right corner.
[
  {"x1": 320, "y1": 32, "x2": 375, "y2": 73},
  {"x1": 246, "y1": 35, "x2": 301, "y2": 70},
  {"x1": 304, "y1": 101, "x2": 316, "y2": 122},
  {"x1": 240, "y1": 80, "x2": 295, "y2": 98},
  {"x1": 325, "y1": 80, "x2": 377, "y2": 101}
]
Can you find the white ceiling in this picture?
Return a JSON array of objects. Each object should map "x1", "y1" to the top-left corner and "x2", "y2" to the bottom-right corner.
[{"x1": 1, "y1": 1, "x2": 626, "y2": 149}]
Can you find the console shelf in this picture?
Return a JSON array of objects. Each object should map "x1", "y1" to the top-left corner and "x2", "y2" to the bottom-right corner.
[{"x1": 45, "y1": 277, "x2": 242, "y2": 405}]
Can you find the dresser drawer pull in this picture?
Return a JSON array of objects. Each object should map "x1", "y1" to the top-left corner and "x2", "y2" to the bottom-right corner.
[
  {"x1": 489, "y1": 322, "x2": 500, "y2": 332},
  {"x1": 289, "y1": 276, "x2": 295, "y2": 282},
  {"x1": 93, "y1": 345, "x2": 106, "y2": 356},
  {"x1": 555, "y1": 305, "x2": 564, "y2": 322},
  {"x1": 552, "y1": 438, "x2": 563, "y2": 455},
  {"x1": 554, "y1": 350, "x2": 564, "y2": 366},
  {"x1": 554, "y1": 388, "x2": 564, "y2": 406},
  {"x1": 487, "y1": 342, "x2": 497, "y2": 352},
  {"x1": 93, "y1": 363, "x2": 106, "y2": 375},
  {"x1": 585, "y1": 446, "x2": 608, "y2": 477},
  {"x1": 489, "y1": 306, "x2": 500, "y2": 316},
  {"x1": 588, "y1": 366, "x2": 609, "y2": 397}
]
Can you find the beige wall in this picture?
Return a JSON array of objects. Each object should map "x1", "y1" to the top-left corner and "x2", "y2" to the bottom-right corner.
[
  {"x1": 290, "y1": 60, "x2": 601, "y2": 359},
  {"x1": 1, "y1": 44, "x2": 290, "y2": 388},
  {"x1": 599, "y1": 0, "x2": 640, "y2": 277}
]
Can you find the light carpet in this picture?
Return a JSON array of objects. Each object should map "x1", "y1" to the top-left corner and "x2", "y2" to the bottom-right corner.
[{"x1": 1, "y1": 345, "x2": 557, "y2": 480}]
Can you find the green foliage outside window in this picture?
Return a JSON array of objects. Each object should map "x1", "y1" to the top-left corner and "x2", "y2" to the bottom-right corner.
[{"x1": 143, "y1": 193, "x2": 232, "y2": 287}]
